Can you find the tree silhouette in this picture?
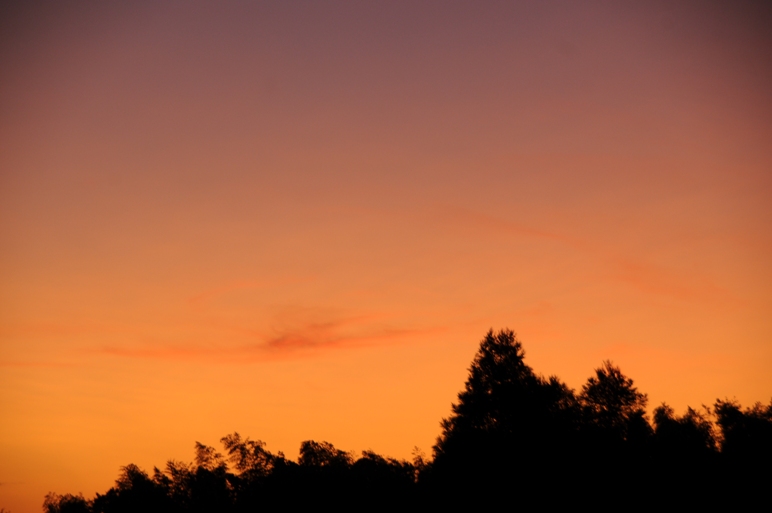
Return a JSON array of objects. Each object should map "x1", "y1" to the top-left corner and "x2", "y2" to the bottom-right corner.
[
  {"x1": 714, "y1": 399, "x2": 772, "y2": 499},
  {"x1": 43, "y1": 493, "x2": 89, "y2": 513},
  {"x1": 578, "y1": 360, "x2": 650, "y2": 442},
  {"x1": 715, "y1": 399, "x2": 772, "y2": 460},
  {"x1": 653, "y1": 403, "x2": 717, "y2": 457},
  {"x1": 574, "y1": 360, "x2": 652, "y2": 501},
  {"x1": 220, "y1": 432, "x2": 276, "y2": 478},
  {"x1": 298, "y1": 440, "x2": 353, "y2": 468},
  {"x1": 90, "y1": 464, "x2": 171, "y2": 513},
  {"x1": 431, "y1": 329, "x2": 579, "y2": 504},
  {"x1": 40, "y1": 329, "x2": 772, "y2": 511},
  {"x1": 349, "y1": 451, "x2": 417, "y2": 505},
  {"x1": 650, "y1": 404, "x2": 718, "y2": 506}
]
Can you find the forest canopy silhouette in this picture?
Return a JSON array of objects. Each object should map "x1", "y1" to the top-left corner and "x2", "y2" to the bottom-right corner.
[{"x1": 43, "y1": 330, "x2": 772, "y2": 511}]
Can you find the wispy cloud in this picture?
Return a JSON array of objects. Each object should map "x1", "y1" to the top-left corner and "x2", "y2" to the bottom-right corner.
[
  {"x1": 441, "y1": 204, "x2": 735, "y2": 305},
  {"x1": 610, "y1": 257, "x2": 736, "y2": 305},
  {"x1": 97, "y1": 308, "x2": 444, "y2": 363},
  {"x1": 264, "y1": 320, "x2": 436, "y2": 354}
]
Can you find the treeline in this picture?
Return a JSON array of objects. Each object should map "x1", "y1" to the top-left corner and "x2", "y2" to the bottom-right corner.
[
  {"x1": 45, "y1": 437, "x2": 420, "y2": 512},
  {"x1": 45, "y1": 330, "x2": 772, "y2": 511}
]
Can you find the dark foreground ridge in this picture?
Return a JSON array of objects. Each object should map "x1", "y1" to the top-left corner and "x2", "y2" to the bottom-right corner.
[{"x1": 44, "y1": 330, "x2": 772, "y2": 511}]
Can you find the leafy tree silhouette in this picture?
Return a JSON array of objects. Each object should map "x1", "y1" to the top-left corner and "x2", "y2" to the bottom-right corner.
[
  {"x1": 650, "y1": 404, "x2": 718, "y2": 506},
  {"x1": 431, "y1": 329, "x2": 579, "y2": 504},
  {"x1": 575, "y1": 360, "x2": 652, "y2": 501},
  {"x1": 714, "y1": 399, "x2": 772, "y2": 498},
  {"x1": 653, "y1": 403, "x2": 717, "y2": 458},
  {"x1": 217, "y1": 432, "x2": 289, "y2": 509},
  {"x1": 294, "y1": 440, "x2": 355, "y2": 506},
  {"x1": 578, "y1": 360, "x2": 650, "y2": 443},
  {"x1": 351, "y1": 451, "x2": 416, "y2": 499},
  {"x1": 298, "y1": 441, "x2": 353, "y2": 468},
  {"x1": 715, "y1": 399, "x2": 772, "y2": 459},
  {"x1": 188, "y1": 443, "x2": 233, "y2": 512},
  {"x1": 40, "y1": 329, "x2": 772, "y2": 511},
  {"x1": 221, "y1": 432, "x2": 277, "y2": 478},
  {"x1": 43, "y1": 493, "x2": 89, "y2": 513},
  {"x1": 90, "y1": 464, "x2": 170, "y2": 513}
]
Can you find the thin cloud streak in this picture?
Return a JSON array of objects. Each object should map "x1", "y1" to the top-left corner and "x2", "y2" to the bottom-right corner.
[
  {"x1": 442, "y1": 204, "x2": 735, "y2": 306},
  {"x1": 97, "y1": 315, "x2": 445, "y2": 363},
  {"x1": 611, "y1": 257, "x2": 738, "y2": 306}
]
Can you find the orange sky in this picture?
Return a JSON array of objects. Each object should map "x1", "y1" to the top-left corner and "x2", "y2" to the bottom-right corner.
[{"x1": 1, "y1": 1, "x2": 771, "y2": 511}]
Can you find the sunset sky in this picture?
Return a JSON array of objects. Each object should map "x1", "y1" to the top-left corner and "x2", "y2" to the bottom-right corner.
[{"x1": 1, "y1": 1, "x2": 771, "y2": 511}]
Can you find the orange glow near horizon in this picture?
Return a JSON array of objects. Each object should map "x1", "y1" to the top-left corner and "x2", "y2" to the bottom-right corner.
[{"x1": 1, "y1": 2, "x2": 771, "y2": 511}]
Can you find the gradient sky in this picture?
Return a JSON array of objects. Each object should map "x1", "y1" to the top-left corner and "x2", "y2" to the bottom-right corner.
[{"x1": 1, "y1": 1, "x2": 771, "y2": 511}]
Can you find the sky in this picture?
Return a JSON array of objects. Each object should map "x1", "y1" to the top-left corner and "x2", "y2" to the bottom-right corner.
[{"x1": 1, "y1": 1, "x2": 771, "y2": 510}]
